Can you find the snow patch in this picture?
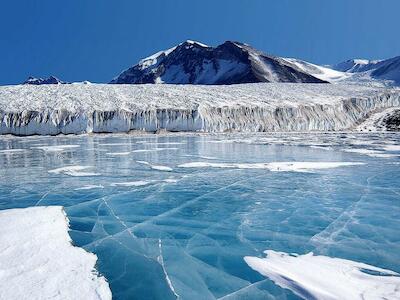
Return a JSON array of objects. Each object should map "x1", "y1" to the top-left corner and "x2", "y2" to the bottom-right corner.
[
  {"x1": 244, "y1": 250, "x2": 400, "y2": 300},
  {"x1": 74, "y1": 185, "x2": 104, "y2": 190},
  {"x1": 111, "y1": 180, "x2": 153, "y2": 187},
  {"x1": 0, "y1": 206, "x2": 111, "y2": 300},
  {"x1": 178, "y1": 161, "x2": 363, "y2": 172},
  {"x1": 105, "y1": 152, "x2": 131, "y2": 156},
  {"x1": 137, "y1": 160, "x2": 173, "y2": 172},
  {"x1": 32, "y1": 145, "x2": 80, "y2": 152},
  {"x1": 48, "y1": 165, "x2": 100, "y2": 177}
]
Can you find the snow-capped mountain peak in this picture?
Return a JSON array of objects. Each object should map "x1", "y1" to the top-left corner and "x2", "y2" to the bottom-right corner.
[{"x1": 110, "y1": 40, "x2": 327, "y2": 85}]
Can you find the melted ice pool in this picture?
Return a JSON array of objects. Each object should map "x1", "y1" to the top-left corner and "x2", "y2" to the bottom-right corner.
[{"x1": 0, "y1": 133, "x2": 400, "y2": 299}]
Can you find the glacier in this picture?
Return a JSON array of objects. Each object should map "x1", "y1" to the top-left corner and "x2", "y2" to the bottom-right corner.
[{"x1": 0, "y1": 83, "x2": 400, "y2": 135}]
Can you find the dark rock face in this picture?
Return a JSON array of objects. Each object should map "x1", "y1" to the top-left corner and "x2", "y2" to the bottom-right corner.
[
  {"x1": 382, "y1": 109, "x2": 400, "y2": 131},
  {"x1": 23, "y1": 76, "x2": 67, "y2": 85},
  {"x1": 110, "y1": 41, "x2": 327, "y2": 85}
]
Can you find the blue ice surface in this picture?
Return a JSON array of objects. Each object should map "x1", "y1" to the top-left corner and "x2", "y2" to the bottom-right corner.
[{"x1": 0, "y1": 132, "x2": 399, "y2": 300}]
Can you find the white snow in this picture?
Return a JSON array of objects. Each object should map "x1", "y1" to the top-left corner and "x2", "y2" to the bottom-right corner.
[
  {"x1": 105, "y1": 151, "x2": 131, "y2": 156},
  {"x1": 178, "y1": 161, "x2": 363, "y2": 172},
  {"x1": 356, "y1": 107, "x2": 400, "y2": 132},
  {"x1": 0, "y1": 148, "x2": 26, "y2": 153},
  {"x1": 136, "y1": 160, "x2": 173, "y2": 171},
  {"x1": 283, "y1": 58, "x2": 350, "y2": 82},
  {"x1": 111, "y1": 180, "x2": 153, "y2": 187},
  {"x1": 48, "y1": 165, "x2": 100, "y2": 176},
  {"x1": 343, "y1": 148, "x2": 382, "y2": 155},
  {"x1": 0, "y1": 83, "x2": 399, "y2": 135},
  {"x1": 341, "y1": 148, "x2": 399, "y2": 158},
  {"x1": 132, "y1": 148, "x2": 179, "y2": 153},
  {"x1": 32, "y1": 145, "x2": 80, "y2": 152},
  {"x1": 244, "y1": 250, "x2": 400, "y2": 300},
  {"x1": 74, "y1": 184, "x2": 104, "y2": 190},
  {"x1": 382, "y1": 145, "x2": 400, "y2": 151},
  {"x1": 0, "y1": 206, "x2": 111, "y2": 300}
]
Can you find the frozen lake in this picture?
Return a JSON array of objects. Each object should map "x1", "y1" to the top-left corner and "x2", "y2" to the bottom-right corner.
[{"x1": 1, "y1": 133, "x2": 400, "y2": 299}]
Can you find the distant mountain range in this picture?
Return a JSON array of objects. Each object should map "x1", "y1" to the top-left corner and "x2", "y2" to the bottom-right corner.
[
  {"x1": 23, "y1": 41, "x2": 400, "y2": 86},
  {"x1": 23, "y1": 76, "x2": 67, "y2": 85},
  {"x1": 332, "y1": 56, "x2": 400, "y2": 85}
]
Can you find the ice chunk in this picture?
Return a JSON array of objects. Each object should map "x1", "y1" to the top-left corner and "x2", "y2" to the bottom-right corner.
[
  {"x1": 0, "y1": 206, "x2": 111, "y2": 300},
  {"x1": 244, "y1": 250, "x2": 400, "y2": 300}
]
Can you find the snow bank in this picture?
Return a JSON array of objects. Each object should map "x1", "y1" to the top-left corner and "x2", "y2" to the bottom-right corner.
[
  {"x1": 0, "y1": 206, "x2": 111, "y2": 300},
  {"x1": 0, "y1": 83, "x2": 399, "y2": 135},
  {"x1": 178, "y1": 161, "x2": 364, "y2": 172},
  {"x1": 244, "y1": 250, "x2": 400, "y2": 300}
]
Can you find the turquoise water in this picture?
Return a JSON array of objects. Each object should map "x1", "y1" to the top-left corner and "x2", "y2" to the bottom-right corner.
[{"x1": 0, "y1": 133, "x2": 399, "y2": 299}]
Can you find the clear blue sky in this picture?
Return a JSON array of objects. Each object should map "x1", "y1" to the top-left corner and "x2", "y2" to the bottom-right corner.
[{"x1": 1, "y1": 0, "x2": 399, "y2": 85}]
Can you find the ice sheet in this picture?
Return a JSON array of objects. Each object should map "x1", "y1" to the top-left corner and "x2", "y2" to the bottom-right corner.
[{"x1": 1, "y1": 133, "x2": 400, "y2": 300}]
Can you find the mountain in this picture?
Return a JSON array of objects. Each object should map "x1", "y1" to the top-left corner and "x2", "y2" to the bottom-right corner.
[
  {"x1": 23, "y1": 76, "x2": 67, "y2": 85},
  {"x1": 332, "y1": 56, "x2": 400, "y2": 85},
  {"x1": 332, "y1": 59, "x2": 381, "y2": 73},
  {"x1": 110, "y1": 40, "x2": 327, "y2": 85}
]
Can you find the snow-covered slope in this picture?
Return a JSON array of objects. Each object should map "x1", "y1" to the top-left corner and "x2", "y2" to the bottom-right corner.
[
  {"x1": 0, "y1": 206, "x2": 111, "y2": 300},
  {"x1": 282, "y1": 58, "x2": 349, "y2": 82},
  {"x1": 0, "y1": 83, "x2": 399, "y2": 135},
  {"x1": 333, "y1": 59, "x2": 381, "y2": 73},
  {"x1": 23, "y1": 76, "x2": 68, "y2": 85},
  {"x1": 332, "y1": 56, "x2": 400, "y2": 85},
  {"x1": 110, "y1": 41, "x2": 327, "y2": 85}
]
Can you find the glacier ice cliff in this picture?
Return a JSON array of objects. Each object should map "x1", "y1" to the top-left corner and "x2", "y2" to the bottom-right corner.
[{"x1": 0, "y1": 83, "x2": 399, "y2": 135}]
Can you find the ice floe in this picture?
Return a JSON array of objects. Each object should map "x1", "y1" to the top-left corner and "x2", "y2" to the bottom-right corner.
[
  {"x1": 244, "y1": 250, "x2": 400, "y2": 300},
  {"x1": 0, "y1": 206, "x2": 111, "y2": 300}
]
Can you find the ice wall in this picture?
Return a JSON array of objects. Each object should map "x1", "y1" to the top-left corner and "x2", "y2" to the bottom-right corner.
[{"x1": 0, "y1": 85, "x2": 399, "y2": 135}]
